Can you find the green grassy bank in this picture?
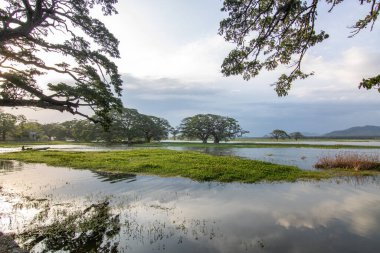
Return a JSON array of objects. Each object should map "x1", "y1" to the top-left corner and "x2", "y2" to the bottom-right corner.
[{"x1": 0, "y1": 149, "x2": 376, "y2": 183}]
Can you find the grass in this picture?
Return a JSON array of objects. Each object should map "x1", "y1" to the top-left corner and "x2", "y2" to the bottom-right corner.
[
  {"x1": 0, "y1": 149, "x2": 331, "y2": 183},
  {"x1": 0, "y1": 149, "x2": 377, "y2": 183},
  {"x1": 315, "y1": 152, "x2": 380, "y2": 171}
]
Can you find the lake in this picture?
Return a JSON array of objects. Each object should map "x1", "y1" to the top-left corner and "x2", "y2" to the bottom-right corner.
[
  {"x1": 2, "y1": 143, "x2": 380, "y2": 170},
  {"x1": 1, "y1": 159, "x2": 380, "y2": 252}
]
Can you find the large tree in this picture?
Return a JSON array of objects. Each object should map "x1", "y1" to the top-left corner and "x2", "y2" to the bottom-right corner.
[
  {"x1": 219, "y1": 0, "x2": 380, "y2": 96},
  {"x1": 139, "y1": 115, "x2": 171, "y2": 143},
  {"x1": 180, "y1": 114, "x2": 248, "y2": 144},
  {"x1": 100, "y1": 108, "x2": 143, "y2": 143},
  {"x1": 0, "y1": 0, "x2": 123, "y2": 126},
  {"x1": 180, "y1": 114, "x2": 214, "y2": 143},
  {"x1": 270, "y1": 129, "x2": 290, "y2": 140}
]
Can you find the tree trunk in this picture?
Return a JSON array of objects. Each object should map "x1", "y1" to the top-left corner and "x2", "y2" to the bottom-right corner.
[
  {"x1": 2, "y1": 131, "x2": 5, "y2": 141},
  {"x1": 213, "y1": 138, "x2": 220, "y2": 144},
  {"x1": 202, "y1": 139, "x2": 207, "y2": 144}
]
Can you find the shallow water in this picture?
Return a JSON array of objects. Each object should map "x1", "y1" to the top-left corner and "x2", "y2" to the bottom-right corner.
[
  {"x1": 1, "y1": 161, "x2": 380, "y2": 252},
  {"x1": 2, "y1": 144, "x2": 379, "y2": 170},
  {"x1": 168, "y1": 146, "x2": 380, "y2": 170}
]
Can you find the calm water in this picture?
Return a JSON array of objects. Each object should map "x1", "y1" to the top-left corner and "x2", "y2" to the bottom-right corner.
[
  {"x1": 1, "y1": 144, "x2": 379, "y2": 170},
  {"x1": 1, "y1": 161, "x2": 380, "y2": 252},
  {"x1": 168, "y1": 146, "x2": 380, "y2": 170}
]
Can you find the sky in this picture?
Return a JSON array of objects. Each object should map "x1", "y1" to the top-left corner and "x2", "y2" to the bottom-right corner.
[{"x1": 5, "y1": 0, "x2": 380, "y2": 137}]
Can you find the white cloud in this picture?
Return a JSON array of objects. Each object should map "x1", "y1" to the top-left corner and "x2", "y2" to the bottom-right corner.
[
  {"x1": 120, "y1": 35, "x2": 232, "y2": 83},
  {"x1": 290, "y1": 47, "x2": 380, "y2": 102}
]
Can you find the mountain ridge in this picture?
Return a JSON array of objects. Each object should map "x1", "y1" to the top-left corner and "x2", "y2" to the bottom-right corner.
[{"x1": 324, "y1": 125, "x2": 380, "y2": 137}]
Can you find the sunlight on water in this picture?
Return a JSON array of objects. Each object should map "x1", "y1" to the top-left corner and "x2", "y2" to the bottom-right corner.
[{"x1": 1, "y1": 161, "x2": 380, "y2": 252}]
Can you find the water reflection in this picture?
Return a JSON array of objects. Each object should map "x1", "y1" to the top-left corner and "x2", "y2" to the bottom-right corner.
[
  {"x1": 0, "y1": 160, "x2": 22, "y2": 174},
  {"x1": 19, "y1": 201, "x2": 120, "y2": 253},
  {"x1": 92, "y1": 170, "x2": 136, "y2": 184},
  {"x1": 0, "y1": 163, "x2": 380, "y2": 252},
  {"x1": 168, "y1": 146, "x2": 380, "y2": 170}
]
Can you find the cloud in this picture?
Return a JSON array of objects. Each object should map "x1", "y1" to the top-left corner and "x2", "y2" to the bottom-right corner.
[
  {"x1": 120, "y1": 35, "x2": 232, "y2": 83},
  {"x1": 291, "y1": 47, "x2": 380, "y2": 102}
]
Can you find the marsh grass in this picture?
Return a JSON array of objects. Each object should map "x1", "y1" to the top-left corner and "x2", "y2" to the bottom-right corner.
[
  {"x1": 315, "y1": 152, "x2": 380, "y2": 171},
  {"x1": 0, "y1": 149, "x2": 331, "y2": 183}
]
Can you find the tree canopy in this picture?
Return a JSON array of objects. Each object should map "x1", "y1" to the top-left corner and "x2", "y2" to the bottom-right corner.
[
  {"x1": 219, "y1": 0, "x2": 380, "y2": 96},
  {"x1": 270, "y1": 129, "x2": 289, "y2": 140},
  {"x1": 0, "y1": 0, "x2": 123, "y2": 126},
  {"x1": 180, "y1": 114, "x2": 248, "y2": 143}
]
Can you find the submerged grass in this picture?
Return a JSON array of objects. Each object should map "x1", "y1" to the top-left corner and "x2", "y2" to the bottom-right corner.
[
  {"x1": 0, "y1": 149, "x2": 377, "y2": 183},
  {"x1": 0, "y1": 149, "x2": 336, "y2": 183}
]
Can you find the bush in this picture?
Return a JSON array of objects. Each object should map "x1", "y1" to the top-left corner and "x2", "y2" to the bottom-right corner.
[{"x1": 314, "y1": 152, "x2": 380, "y2": 171}]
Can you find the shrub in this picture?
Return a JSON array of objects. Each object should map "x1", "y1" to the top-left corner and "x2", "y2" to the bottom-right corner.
[{"x1": 314, "y1": 152, "x2": 380, "y2": 171}]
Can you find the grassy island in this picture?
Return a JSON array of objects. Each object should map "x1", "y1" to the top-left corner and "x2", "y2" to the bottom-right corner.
[{"x1": 0, "y1": 149, "x2": 377, "y2": 183}]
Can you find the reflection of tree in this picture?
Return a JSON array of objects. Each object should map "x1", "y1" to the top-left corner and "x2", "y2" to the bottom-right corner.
[
  {"x1": 0, "y1": 160, "x2": 22, "y2": 173},
  {"x1": 92, "y1": 170, "x2": 136, "y2": 184},
  {"x1": 119, "y1": 212, "x2": 221, "y2": 250},
  {"x1": 19, "y1": 201, "x2": 120, "y2": 252}
]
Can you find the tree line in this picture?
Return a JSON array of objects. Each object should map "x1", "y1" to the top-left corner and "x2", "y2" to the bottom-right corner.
[{"x1": 0, "y1": 110, "x2": 247, "y2": 143}]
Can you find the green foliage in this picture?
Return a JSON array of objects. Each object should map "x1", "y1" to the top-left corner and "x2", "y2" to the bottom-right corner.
[
  {"x1": 0, "y1": 111, "x2": 18, "y2": 140},
  {"x1": 359, "y1": 74, "x2": 380, "y2": 92},
  {"x1": 219, "y1": 0, "x2": 380, "y2": 95},
  {"x1": 289, "y1": 131, "x2": 304, "y2": 140},
  {"x1": 0, "y1": 0, "x2": 123, "y2": 126},
  {"x1": 0, "y1": 149, "x2": 331, "y2": 183},
  {"x1": 138, "y1": 115, "x2": 171, "y2": 143},
  {"x1": 180, "y1": 114, "x2": 248, "y2": 143},
  {"x1": 270, "y1": 129, "x2": 290, "y2": 140}
]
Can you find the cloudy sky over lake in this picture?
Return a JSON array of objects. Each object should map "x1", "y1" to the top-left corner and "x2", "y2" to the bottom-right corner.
[{"x1": 8, "y1": 0, "x2": 380, "y2": 136}]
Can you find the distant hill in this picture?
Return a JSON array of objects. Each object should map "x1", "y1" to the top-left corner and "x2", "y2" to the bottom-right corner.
[{"x1": 324, "y1": 125, "x2": 380, "y2": 137}]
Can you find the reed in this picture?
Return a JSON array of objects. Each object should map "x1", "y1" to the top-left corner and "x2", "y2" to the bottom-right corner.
[{"x1": 315, "y1": 152, "x2": 380, "y2": 171}]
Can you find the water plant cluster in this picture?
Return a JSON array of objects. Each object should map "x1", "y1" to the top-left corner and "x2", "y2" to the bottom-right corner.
[{"x1": 315, "y1": 152, "x2": 380, "y2": 171}]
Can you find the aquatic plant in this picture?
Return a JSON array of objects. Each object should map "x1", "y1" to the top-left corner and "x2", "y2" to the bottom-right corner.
[
  {"x1": 315, "y1": 152, "x2": 380, "y2": 171},
  {"x1": 18, "y1": 201, "x2": 120, "y2": 252}
]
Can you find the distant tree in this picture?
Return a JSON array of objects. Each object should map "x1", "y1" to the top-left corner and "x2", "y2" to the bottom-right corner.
[
  {"x1": 0, "y1": 111, "x2": 17, "y2": 140},
  {"x1": 270, "y1": 129, "x2": 289, "y2": 141},
  {"x1": 170, "y1": 126, "x2": 181, "y2": 140},
  {"x1": 139, "y1": 115, "x2": 171, "y2": 143},
  {"x1": 209, "y1": 115, "x2": 249, "y2": 143},
  {"x1": 18, "y1": 121, "x2": 43, "y2": 141},
  {"x1": 290, "y1": 132, "x2": 304, "y2": 141},
  {"x1": 41, "y1": 123, "x2": 67, "y2": 141},
  {"x1": 180, "y1": 114, "x2": 248, "y2": 144},
  {"x1": 61, "y1": 120, "x2": 96, "y2": 142},
  {"x1": 0, "y1": 0, "x2": 123, "y2": 126},
  {"x1": 180, "y1": 114, "x2": 213, "y2": 144},
  {"x1": 219, "y1": 0, "x2": 380, "y2": 95},
  {"x1": 101, "y1": 108, "x2": 143, "y2": 143}
]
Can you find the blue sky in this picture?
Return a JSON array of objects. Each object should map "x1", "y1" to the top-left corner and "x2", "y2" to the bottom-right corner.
[{"x1": 8, "y1": 0, "x2": 380, "y2": 136}]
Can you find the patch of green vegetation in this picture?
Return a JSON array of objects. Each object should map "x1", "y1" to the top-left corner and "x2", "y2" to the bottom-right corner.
[{"x1": 1, "y1": 149, "x2": 375, "y2": 183}]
